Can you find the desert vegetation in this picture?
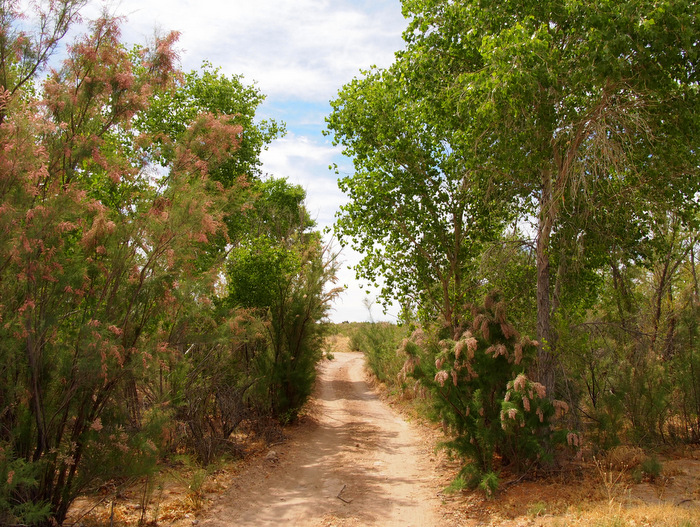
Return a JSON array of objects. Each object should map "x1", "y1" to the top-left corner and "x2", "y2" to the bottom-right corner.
[
  {"x1": 1, "y1": 0, "x2": 698, "y2": 525},
  {"x1": 0, "y1": 2, "x2": 339, "y2": 525}
]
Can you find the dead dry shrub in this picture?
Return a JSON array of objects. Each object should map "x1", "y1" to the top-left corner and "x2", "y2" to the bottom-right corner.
[
  {"x1": 243, "y1": 414, "x2": 286, "y2": 445},
  {"x1": 605, "y1": 445, "x2": 646, "y2": 471}
]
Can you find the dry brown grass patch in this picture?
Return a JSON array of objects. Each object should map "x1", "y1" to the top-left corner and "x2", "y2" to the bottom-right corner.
[{"x1": 604, "y1": 445, "x2": 647, "y2": 471}]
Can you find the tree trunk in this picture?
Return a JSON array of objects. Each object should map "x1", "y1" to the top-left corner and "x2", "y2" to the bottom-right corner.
[
  {"x1": 27, "y1": 317, "x2": 47, "y2": 462},
  {"x1": 610, "y1": 253, "x2": 634, "y2": 332},
  {"x1": 536, "y1": 169, "x2": 556, "y2": 396}
]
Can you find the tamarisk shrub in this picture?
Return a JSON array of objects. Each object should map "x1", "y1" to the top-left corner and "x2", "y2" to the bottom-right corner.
[
  {"x1": 401, "y1": 293, "x2": 574, "y2": 495},
  {"x1": 0, "y1": 10, "x2": 244, "y2": 525}
]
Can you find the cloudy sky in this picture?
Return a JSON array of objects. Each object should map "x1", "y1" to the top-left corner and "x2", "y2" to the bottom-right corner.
[{"x1": 73, "y1": 0, "x2": 410, "y2": 322}]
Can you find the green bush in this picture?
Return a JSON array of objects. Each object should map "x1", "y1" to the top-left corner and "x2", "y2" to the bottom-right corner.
[
  {"x1": 619, "y1": 359, "x2": 672, "y2": 445},
  {"x1": 0, "y1": 451, "x2": 51, "y2": 526},
  {"x1": 632, "y1": 456, "x2": 663, "y2": 483},
  {"x1": 229, "y1": 238, "x2": 337, "y2": 422},
  {"x1": 667, "y1": 343, "x2": 700, "y2": 443},
  {"x1": 352, "y1": 322, "x2": 407, "y2": 385}
]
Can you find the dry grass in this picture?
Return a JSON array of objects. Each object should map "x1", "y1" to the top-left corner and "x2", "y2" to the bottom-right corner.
[
  {"x1": 546, "y1": 503, "x2": 697, "y2": 527},
  {"x1": 448, "y1": 451, "x2": 700, "y2": 527},
  {"x1": 66, "y1": 459, "x2": 245, "y2": 526},
  {"x1": 324, "y1": 334, "x2": 352, "y2": 356},
  {"x1": 604, "y1": 445, "x2": 647, "y2": 471}
]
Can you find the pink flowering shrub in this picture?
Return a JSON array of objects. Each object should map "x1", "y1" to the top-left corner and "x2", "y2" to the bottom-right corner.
[
  {"x1": 499, "y1": 373, "x2": 572, "y2": 470},
  {"x1": 401, "y1": 293, "x2": 574, "y2": 495}
]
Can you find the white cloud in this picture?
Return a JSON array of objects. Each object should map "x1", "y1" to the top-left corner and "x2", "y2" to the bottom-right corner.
[
  {"x1": 96, "y1": 0, "x2": 407, "y2": 101},
  {"x1": 259, "y1": 133, "x2": 344, "y2": 231}
]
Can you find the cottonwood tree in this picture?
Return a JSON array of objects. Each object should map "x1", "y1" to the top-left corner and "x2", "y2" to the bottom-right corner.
[
  {"x1": 328, "y1": 66, "x2": 511, "y2": 333},
  {"x1": 329, "y1": 0, "x2": 699, "y2": 394}
]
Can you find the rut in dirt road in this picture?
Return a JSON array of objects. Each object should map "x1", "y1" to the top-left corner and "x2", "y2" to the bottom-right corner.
[{"x1": 200, "y1": 351, "x2": 444, "y2": 527}]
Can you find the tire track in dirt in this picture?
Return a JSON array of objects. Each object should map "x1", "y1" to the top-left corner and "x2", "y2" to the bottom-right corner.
[{"x1": 199, "y1": 351, "x2": 443, "y2": 526}]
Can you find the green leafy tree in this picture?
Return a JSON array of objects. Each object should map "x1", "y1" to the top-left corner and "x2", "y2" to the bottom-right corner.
[
  {"x1": 227, "y1": 181, "x2": 341, "y2": 421},
  {"x1": 328, "y1": 66, "x2": 511, "y2": 332},
  {"x1": 133, "y1": 62, "x2": 287, "y2": 284},
  {"x1": 138, "y1": 61, "x2": 284, "y2": 182},
  {"x1": 330, "y1": 0, "x2": 699, "y2": 395}
]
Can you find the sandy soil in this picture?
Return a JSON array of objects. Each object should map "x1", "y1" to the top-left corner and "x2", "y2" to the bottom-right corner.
[{"x1": 197, "y1": 351, "x2": 446, "y2": 527}]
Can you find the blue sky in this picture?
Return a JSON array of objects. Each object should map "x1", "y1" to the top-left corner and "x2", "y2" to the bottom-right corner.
[{"x1": 72, "y1": 0, "x2": 409, "y2": 322}]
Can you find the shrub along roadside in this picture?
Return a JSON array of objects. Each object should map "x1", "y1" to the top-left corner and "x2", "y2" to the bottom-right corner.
[
  {"x1": 401, "y1": 293, "x2": 575, "y2": 495},
  {"x1": 340, "y1": 295, "x2": 576, "y2": 497},
  {"x1": 348, "y1": 322, "x2": 408, "y2": 387}
]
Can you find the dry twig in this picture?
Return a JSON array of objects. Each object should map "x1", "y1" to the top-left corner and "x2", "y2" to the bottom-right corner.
[{"x1": 336, "y1": 484, "x2": 353, "y2": 504}]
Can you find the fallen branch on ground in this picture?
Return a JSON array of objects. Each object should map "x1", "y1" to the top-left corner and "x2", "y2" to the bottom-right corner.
[{"x1": 337, "y1": 484, "x2": 353, "y2": 504}]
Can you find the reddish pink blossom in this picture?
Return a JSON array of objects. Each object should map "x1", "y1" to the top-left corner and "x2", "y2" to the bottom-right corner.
[{"x1": 434, "y1": 370, "x2": 449, "y2": 387}]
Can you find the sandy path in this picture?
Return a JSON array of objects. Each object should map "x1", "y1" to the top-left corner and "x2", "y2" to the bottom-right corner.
[{"x1": 199, "y1": 351, "x2": 443, "y2": 526}]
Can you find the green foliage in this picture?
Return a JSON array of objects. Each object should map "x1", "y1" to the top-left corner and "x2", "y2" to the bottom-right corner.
[
  {"x1": 476, "y1": 236, "x2": 537, "y2": 336},
  {"x1": 328, "y1": 63, "x2": 511, "y2": 329},
  {"x1": 243, "y1": 178, "x2": 316, "y2": 241},
  {"x1": 402, "y1": 293, "x2": 572, "y2": 495},
  {"x1": 252, "y1": 240, "x2": 338, "y2": 421},
  {"x1": 165, "y1": 310, "x2": 260, "y2": 464},
  {"x1": 136, "y1": 62, "x2": 287, "y2": 270},
  {"x1": 527, "y1": 501, "x2": 547, "y2": 518},
  {"x1": 138, "y1": 60, "x2": 285, "y2": 183},
  {"x1": 228, "y1": 238, "x2": 301, "y2": 310},
  {"x1": 561, "y1": 220, "x2": 700, "y2": 449},
  {"x1": 331, "y1": 0, "x2": 700, "y2": 399},
  {"x1": 350, "y1": 323, "x2": 408, "y2": 385},
  {"x1": 226, "y1": 182, "x2": 339, "y2": 421},
  {"x1": 0, "y1": 450, "x2": 51, "y2": 526},
  {"x1": 0, "y1": 7, "x2": 336, "y2": 526},
  {"x1": 478, "y1": 471, "x2": 500, "y2": 499},
  {"x1": 631, "y1": 456, "x2": 662, "y2": 484},
  {"x1": 614, "y1": 361, "x2": 672, "y2": 446},
  {"x1": 443, "y1": 474, "x2": 470, "y2": 495},
  {"x1": 670, "y1": 342, "x2": 700, "y2": 443}
]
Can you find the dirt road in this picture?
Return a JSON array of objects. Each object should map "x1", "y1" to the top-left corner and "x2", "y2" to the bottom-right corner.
[
  {"x1": 67, "y1": 346, "x2": 700, "y2": 526},
  {"x1": 200, "y1": 351, "x2": 444, "y2": 526}
]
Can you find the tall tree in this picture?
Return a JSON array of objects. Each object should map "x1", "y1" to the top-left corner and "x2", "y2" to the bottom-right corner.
[
  {"x1": 328, "y1": 66, "x2": 511, "y2": 332},
  {"x1": 0, "y1": 12, "x2": 246, "y2": 524},
  {"x1": 330, "y1": 0, "x2": 699, "y2": 393}
]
